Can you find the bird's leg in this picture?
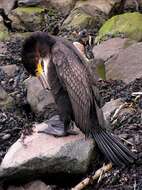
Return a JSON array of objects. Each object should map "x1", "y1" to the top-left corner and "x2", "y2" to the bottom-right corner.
[
  {"x1": 38, "y1": 115, "x2": 78, "y2": 137},
  {"x1": 38, "y1": 92, "x2": 78, "y2": 137}
]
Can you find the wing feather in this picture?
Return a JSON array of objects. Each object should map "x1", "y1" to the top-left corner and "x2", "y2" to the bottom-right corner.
[{"x1": 52, "y1": 44, "x2": 92, "y2": 136}]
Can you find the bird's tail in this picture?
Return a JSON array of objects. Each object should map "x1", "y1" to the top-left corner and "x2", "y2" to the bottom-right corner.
[{"x1": 91, "y1": 128, "x2": 137, "y2": 166}]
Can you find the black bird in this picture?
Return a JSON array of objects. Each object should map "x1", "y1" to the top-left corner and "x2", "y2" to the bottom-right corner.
[{"x1": 22, "y1": 32, "x2": 136, "y2": 167}]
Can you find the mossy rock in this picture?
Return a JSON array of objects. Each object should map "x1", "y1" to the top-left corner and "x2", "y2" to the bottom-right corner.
[
  {"x1": 14, "y1": 7, "x2": 45, "y2": 14},
  {"x1": 62, "y1": 8, "x2": 100, "y2": 30},
  {"x1": 9, "y1": 7, "x2": 46, "y2": 32},
  {"x1": 0, "y1": 22, "x2": 9, "y2": 41},
  {"x1": 95, "y1": 12, "x2": 142, "y2": 43}
]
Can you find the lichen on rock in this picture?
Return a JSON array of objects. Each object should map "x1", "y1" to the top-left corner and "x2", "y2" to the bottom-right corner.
[{"x1": 95, "y1": 12, "x2": 142, "y2": 43}]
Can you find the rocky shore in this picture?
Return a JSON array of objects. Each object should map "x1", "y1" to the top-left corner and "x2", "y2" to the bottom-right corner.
[{"x1": 0, "y1": 0, "x2": 142, "y2": 189}]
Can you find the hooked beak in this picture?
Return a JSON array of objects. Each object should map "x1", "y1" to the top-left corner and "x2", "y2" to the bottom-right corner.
[
  {"x1": 38, "y1": 73, "x2": 50, "y2": 90},
  {"x1": 36, "y1": 61, "x2": 50, "y2": 90}
]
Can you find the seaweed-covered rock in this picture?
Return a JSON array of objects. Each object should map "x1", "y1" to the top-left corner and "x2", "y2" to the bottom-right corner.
[
  {"x1": 9, "y1": 7, "x2": 46, "y2": 32},
  {"x1": 95, "y1": 12, "x2": 142, "y2": 43}
]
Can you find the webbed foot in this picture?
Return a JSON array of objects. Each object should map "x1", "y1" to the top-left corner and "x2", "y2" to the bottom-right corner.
[{"x1": 37, "y1": 115, "x2": 78, "y2": 137}]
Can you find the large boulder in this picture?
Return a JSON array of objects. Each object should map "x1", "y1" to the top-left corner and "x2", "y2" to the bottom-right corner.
[
  {"x1": 25, "y1": 77, "x2": 54, "y2": 113},
  {"x1": 0, "y1": 121, "x2": 95, "y2": 183},
  {"x1": 93, "y1": 37, "x2": 135, "y2": 62},
  {"x1": 105, "y1": 42, "x2": 142, "y2": 83},
  {"x1": 62, "y1": 0, "x2": 122, "y2": 31},
  {"x1": 0, "y1": 0, "x2": 16, "y2": 14},
  {"x1": 9, "y1": 7, "x2": 47, "y2": 32},
  {"x1": 18, "y1": 0, "x2": 76, "y2": 16},
  {"x1": 95, "y1": 12, "x2": 142, "y2": 43},
  {"x1": 75, "y1": 0, "x2": 122, "y2": 16},
  {"x1": 62, "y1": 7, "x2": 105, "y2": 31}
]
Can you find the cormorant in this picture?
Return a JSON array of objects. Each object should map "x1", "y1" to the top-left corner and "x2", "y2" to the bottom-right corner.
[{"x1": 22, "y1": 32, "x2": 136, "y2": 167}]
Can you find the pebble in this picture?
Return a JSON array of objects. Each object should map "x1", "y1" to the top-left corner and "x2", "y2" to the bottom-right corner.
[{"x1": 2, "y1": 134, "x2": 11, "y2": 140}]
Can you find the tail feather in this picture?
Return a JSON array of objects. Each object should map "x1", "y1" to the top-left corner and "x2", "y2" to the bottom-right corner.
[
  {"x1": 95, "y1": 132, "x2": 124, "y2": 166},
  {"x1": 101, "y1": 131, "x2": 134, "y2": 164},
  {"x1": 105, "y1": 132, "x2": 136, "y2": 162},
  {"x1": 92, "y1": 129, "x2": 137, "y2": 166}
]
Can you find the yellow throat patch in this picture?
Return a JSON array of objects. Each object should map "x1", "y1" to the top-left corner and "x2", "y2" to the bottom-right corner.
[{"x1": 36, "y1": 62, "x2": 43, "y2": 76}]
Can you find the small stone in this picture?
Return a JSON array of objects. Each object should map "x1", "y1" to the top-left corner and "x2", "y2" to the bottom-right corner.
[
  {"x1": 2, "y1": 134, "x2": 11, "y2": 140},
  {"x1": 118, "y1": 134, "x2": 128, "y2": 139}
]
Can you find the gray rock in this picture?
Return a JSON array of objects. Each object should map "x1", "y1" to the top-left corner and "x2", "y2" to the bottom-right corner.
[
  {"x1": 0, "y1": 86, "x2": 14, "y2": 109},
  {"x1": 24, "y1": 181, "x2": 51, "y2": 190},
  {"x1": 25, "y1": 77, "x2": 54, "y2": 113},
  {"x1": 75, "y1": 0, "x2": 122, "y2": 16},
  {"x1": 102, "y1": 98, "x2": 123, "y2": 121},
  {"x1": 105, "y1": 42, "x2": 142, "y2": 83},
  {"x1": 8, "y1": 180, "x2": 51, "y2": 190},
  {"x1": 0, "y1": 0, "x2": 16, "y2": 14},
  {"x1": 18, "y1": 0, "x2": 41, "y2": 7},
  {"x1": 0, "y1": 123, "x2": 95, "y2": 182},
  {"x1": 124, "y1": 0, "x2": 142, "y2": 11},
  {"x1": 0, "y1": 65, "x2": 18, "y2": 77},
  {"x1": 93, "y1": 37, "x2": 135, "y2": 62},
  {"x1": 2, "y1": 134, "x2": 11, "y2": 141}
]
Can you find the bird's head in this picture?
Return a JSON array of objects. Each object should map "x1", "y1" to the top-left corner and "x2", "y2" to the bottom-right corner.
[{"x1": 22, "y1": 32, "x2": 55, "y2": 90}]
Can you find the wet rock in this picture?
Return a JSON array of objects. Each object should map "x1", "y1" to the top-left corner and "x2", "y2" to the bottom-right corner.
[
  {"x1": 0, "y1": 86, "x2": 14, "y2": 109},
  {"x1": 93, "y1": 37, "x2": 135, "y2": 62},
  {"x1": 102, "y1": 98, "x2": 123, "y2": 121},
  {"x1": 62, "y1": 7, "x2": 105, "y2": 31},
  {"x1": 0, "y1": 0, "x2": 16, "y2": 14},
  {"x1": 0, "y1": 121, "x2": 95, "y2": 183},
  {"x1": 105, "y1": 42, "x2": 142, "y2": 83},
  {"x1": 0, "y1": 65, "x2": 18, "y2": 77},
  {"x1": 75, "y1": 0, "x2": 122, "y2": 16},
  {"x1": 26, "y1": 77, "x2": 54, "y2": 113},
  {"x1": 95, "y1": 12, "x2": 142, "y2": 43},
  {"x1": 8, "y1": 180, "x2": 51, "y2": 190},
  {"x1": 9, "y1": 7, "x2": 47, "y2": 32}
]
